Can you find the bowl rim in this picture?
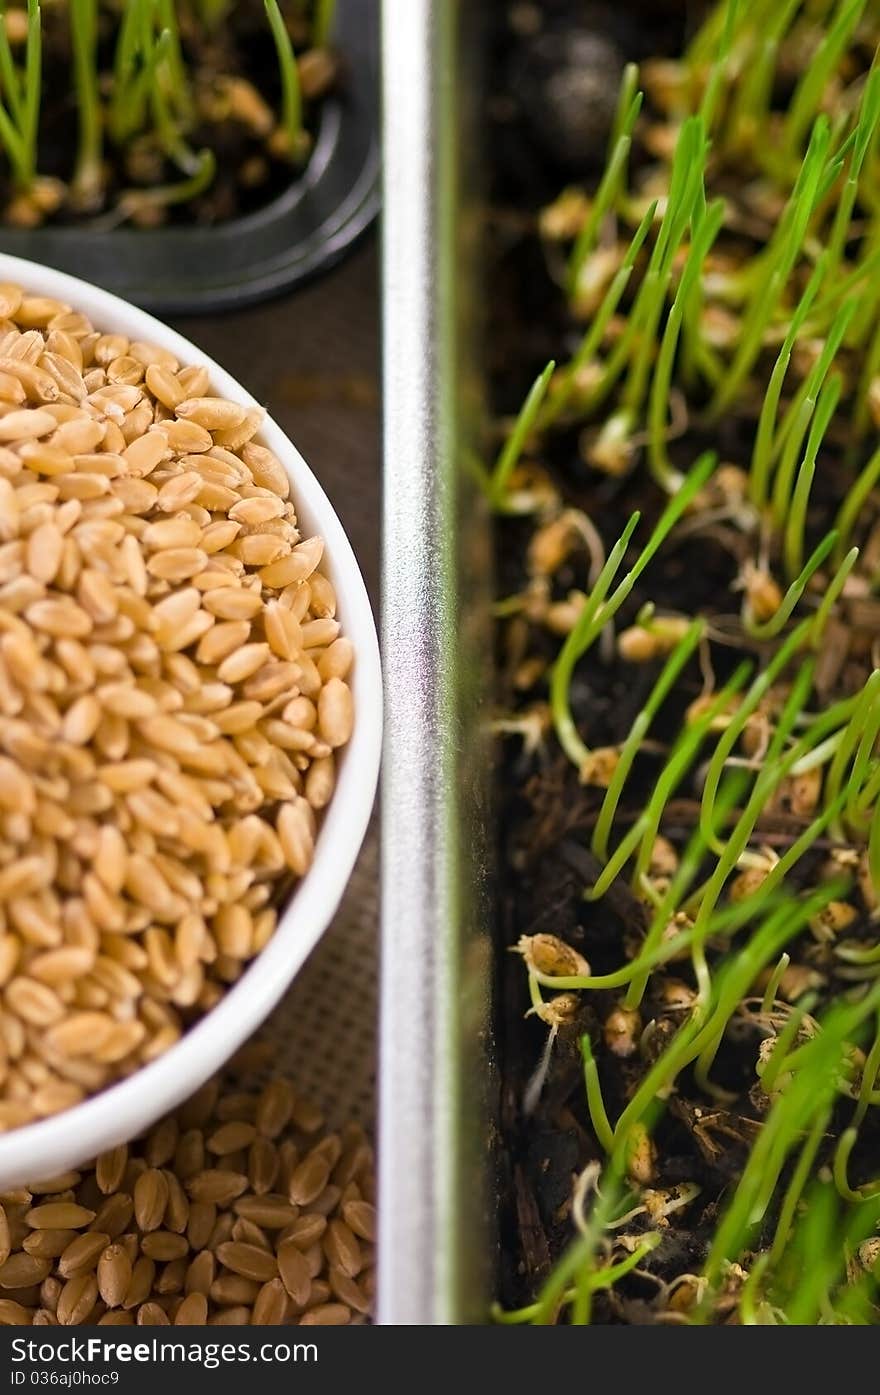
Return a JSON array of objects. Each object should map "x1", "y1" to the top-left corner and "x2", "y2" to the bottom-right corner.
[{"x1": 0, "y1": 252, "x2": 382, "y2": 1186}]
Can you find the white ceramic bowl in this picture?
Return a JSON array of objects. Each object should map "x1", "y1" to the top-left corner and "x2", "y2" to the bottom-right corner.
[{"x1": 0, "y1": 254, "x2": 382, "y2": 1187}]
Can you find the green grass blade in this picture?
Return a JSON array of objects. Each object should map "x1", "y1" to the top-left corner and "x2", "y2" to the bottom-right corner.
[
  {"x1": 748, "y1": 252, "x2": 828, "y2": 510},
  {"x1": 489, "y1": 361, "x2": 555, "y2": 506},
  {"x1": 783, "y1": 372, "x2": 842, "y2": 579},
  {"x1": 592, "y1": 619, "x2": 705, "y2": 861},
  {"x1": 648, "y1": 198, "x2": 725, "y2": 489},
  {"x1": 566, "y1": 89, "x2": 643, "y2": 297},
  {"x1": 712, "y1": 116, "x2": 831, "y2": 417},
  {"x1": 543, "y1": 201, "x2": 656, "y2": 430},
  {"x1": 313, "y1": 0, "x2": 337, "y2": 49},
  {"x1": 70, "y1": 0, "x2": 102, "y2": 204},
  {"x1": 782, "y1": 0, "x2": 868, "y2": 158}
]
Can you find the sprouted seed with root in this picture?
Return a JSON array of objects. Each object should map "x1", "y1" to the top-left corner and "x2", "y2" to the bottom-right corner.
[{"x1": 492, "y1": 0, "x2": 880, "y2": 1326}]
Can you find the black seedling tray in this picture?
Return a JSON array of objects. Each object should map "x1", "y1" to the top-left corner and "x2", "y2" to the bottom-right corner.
[{"x1": 0, "y1": 0, "x2": 380, "y2": 315}]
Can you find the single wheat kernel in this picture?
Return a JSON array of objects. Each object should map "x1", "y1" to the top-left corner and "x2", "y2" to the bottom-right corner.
[
  {"x1": 175, "y1": 398, "x2": 248, "y2": 432},
  {"x1": 56, "y1": 1231, "x2": 110, "y2": 1279},
  {"x1": 174, "y1": 1292, "x2": 208, "y2": 1325},
  {"x1": 97, "y1": 1244, "x2": 132, "y2": 1307},
  {"x1": 300, "y1": 1302, "x2": 350, "y2": 1326}
]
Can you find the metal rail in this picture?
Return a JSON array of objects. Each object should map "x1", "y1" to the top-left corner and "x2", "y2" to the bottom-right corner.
[{"x1": 378, "y1": 0, "x2": 494, "y2": 1325}]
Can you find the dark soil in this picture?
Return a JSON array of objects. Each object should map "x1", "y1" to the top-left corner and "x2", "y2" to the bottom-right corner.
[{"x1": 488, "y1": 0, "x2": 880, "y2": 1320}]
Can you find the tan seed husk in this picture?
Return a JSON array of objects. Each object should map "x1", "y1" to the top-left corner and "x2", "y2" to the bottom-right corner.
[
  {"x1": 256, "y1": 1078, "x2": 295, "y2": 1139},
  {"x1": 0, "y1": 1300, "x2": 32, "y2": 1324},
  {"x1": 209, "y1": 1305, "x2": 250, "y2": 1326},
  {"x1": 248, "y1": 1137, "x2": 280, "y2": 1195},
  {"x1": 175, "y1": 397, "x2": 247, "y2": 431},
  {"x1": 90, "y1": 1195, "x2": 133, "y2": 1239},
  {"x1": 207, "y1": 1121, "x2": 257, "y2": 1156}
]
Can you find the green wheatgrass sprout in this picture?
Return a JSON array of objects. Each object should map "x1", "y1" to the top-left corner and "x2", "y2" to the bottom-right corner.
[
  {"x1": 110, "y1": 1, "x2": 193, "y2": 153},
  {"x1": 585, "y1": 665, "x2": 752, "y2": 904},
  {"x1": 590, "y1": 617, "x2": 705, "y2": 864},
  {"x1": 534, "y1": 7, "x2": 880, "y2": 504},
  {"x1": 192, "y1": 0, "x2": 232, "y2": 30},
  {"x1": 766, "y1": 302, "x2": 855, "y2": 535},
  {"x1": 492, "y1": 1147, "x2": 665, "y2": 1325},
  {"x1": 116, "y1": 142, "x2": 216, "y2": 221},
  {"x1": 780, "y1": 0, "x2": 868, "y2": 162},
  {"x1": 155, "y1": 0, "x2": 194, "y2": 124},
  {"x1": 495, "y1": 0, "x2": 880, "y2": 1325},
  {"x1": 0, "y1": 0, "x2": 40, "y2": 192},
  {"x1": 503, "y1": 886, "x2": 878, "y2": 1326},
  {"x1": 542, "y1": 200, "x2": 656, "y2": 432},
  {"x1": 198, "y1": 0, "x2": 337, "y2": 53},
  {"x1": 105, "y1": 4, "x2": 217, "y2": 218},
  {"x1": 109, "y1": 0, "x2": 149, "y2": 145},
  {"x1": 69, "y1": 0, "x2": 101, "y2": 206},
  {"x1": 549, "y1": 452, "x2": 715, "y2": 774},
  {"x1": 566, "y1": 80, "x2": 643, "y2": 299},
  {"x1": 700, "y1": 980, "x2": 880, "y2": 1305},
  {"x1": 615, "y1": 116, "x2": 709, "y2": 426},
  {"x1": 710, "y1": 114, "x2": 834, "y2": 419},
  {"x1": 486, "y1": 360, "x2": 555, "y2": 511},
  {"x1": 647, "y1": 195, "x2": 725, "y2": 490},
  {"x1": 265, "y1": 0, "x2": 307, "y2": 163},
  {"x1": 312, "y1": 0, "x2": 336, "y2": 48},
  {"x1": 514, "y1": 900, "x2": 880, "y2": 1326}
]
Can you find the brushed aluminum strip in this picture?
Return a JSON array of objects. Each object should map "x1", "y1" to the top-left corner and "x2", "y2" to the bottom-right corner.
[{"x1": 378, "y1": 0, "x2": 494, "y2": 1325}]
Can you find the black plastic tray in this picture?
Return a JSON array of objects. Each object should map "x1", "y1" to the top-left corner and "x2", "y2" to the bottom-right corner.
[{"x1": 0, "y1": 0, "x2": 380, "y2": 314}]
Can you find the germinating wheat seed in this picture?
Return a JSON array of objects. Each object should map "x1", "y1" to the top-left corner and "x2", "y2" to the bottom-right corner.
[
  {"x1": 0, "y1": 285, "x2": 355, "y2": 1129},
  {"x1": 0, "y1": 1067, "x2": 375, "y2": 1325}
]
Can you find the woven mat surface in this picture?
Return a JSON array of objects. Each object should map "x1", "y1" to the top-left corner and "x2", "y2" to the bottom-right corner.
[
  {"x1": 173, "y1": 237, "x2": 381, "y2": 1125},
  {"x1": 263, "y1": 822, "x2": 379, "y2": 1128}
]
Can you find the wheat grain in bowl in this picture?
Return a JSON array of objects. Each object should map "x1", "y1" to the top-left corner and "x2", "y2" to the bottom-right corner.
[{"x1": 0, "y1": 280, "x2": 356, "y2": 1133}]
